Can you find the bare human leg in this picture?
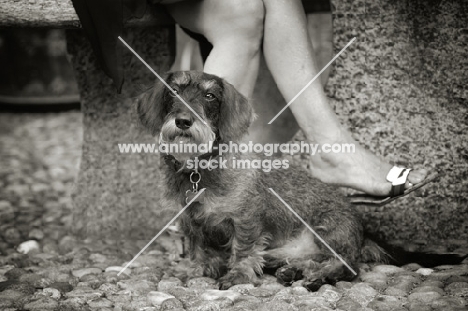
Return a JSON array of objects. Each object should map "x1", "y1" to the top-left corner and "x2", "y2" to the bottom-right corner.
[
  {"x1": 261, "y1": 0, "x2": 427, "y2": 196},
  {"x1": 163, "y1": 0, "x2": 264, "y2": 98}
]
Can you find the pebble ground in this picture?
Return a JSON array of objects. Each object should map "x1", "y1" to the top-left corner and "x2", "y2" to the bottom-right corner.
[{"x1": 0, "y1": 112, "x2": 467, "y2": 311}]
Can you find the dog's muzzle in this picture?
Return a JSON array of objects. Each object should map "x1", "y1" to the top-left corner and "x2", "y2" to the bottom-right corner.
[
  {"x1": 175, "y1": 117, "x2": 193, "y2": 130},
  {"x1": 160, "y1": 116, "x2": 216, "y2": 145}
]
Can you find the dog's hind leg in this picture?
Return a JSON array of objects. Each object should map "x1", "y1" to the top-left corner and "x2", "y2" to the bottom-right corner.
[
  {"x1": 269, "y1": 226, "x2": 361, "y2": 291},
  {"x1": 277, "y1": 256, "x2": 358, "y2": 291}
]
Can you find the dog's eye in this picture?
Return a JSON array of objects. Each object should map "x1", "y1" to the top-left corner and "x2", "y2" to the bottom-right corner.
[
  {"x1": 169, "y1": 88, "x2": 179, "y2": 97},
  {"x1": 205, "y1": 93, "x2": 216, "y2": 101}
]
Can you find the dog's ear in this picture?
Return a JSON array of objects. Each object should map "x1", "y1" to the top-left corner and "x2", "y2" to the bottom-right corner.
[
  {"x1": 218, "y1": 80, "x2": 254, "y2": 142},
  {"x1": 136, "y1": 73, "x2": 172, "y2": 136}
]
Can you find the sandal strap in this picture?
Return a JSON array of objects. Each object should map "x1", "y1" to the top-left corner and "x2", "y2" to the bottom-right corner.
[
  {"x1": 349, "y1": 171, "x2": 439, "y2": 206},
  {"x1": 386, "y1": 166, "x2": 412, "y2": 197}
]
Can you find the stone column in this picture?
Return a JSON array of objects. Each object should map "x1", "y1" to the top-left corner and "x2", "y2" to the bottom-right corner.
[{"x1": 66, "y1": 27, "x2": 175, "y2": 243}]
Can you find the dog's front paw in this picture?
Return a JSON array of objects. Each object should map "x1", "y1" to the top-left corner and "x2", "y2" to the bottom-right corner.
[
  {"x1": 275, "y1": 265, "x2": 303, "y2": 286},
  {"x1": 218, "y1": 272, "x2": 250, "y2": 290},
  {"x1": 304, "y1": 278, "x2": 324, "y2": 292},
  {"x1": 203, "y1": 264, "x2": 228, "y2": 280}
]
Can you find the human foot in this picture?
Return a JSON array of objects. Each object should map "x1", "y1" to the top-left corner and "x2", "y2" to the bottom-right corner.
[{"x1": 306, "y1": 132, "x2": 429, "y2": 197}]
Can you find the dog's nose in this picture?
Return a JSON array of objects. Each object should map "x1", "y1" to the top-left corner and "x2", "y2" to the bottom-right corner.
[{"x1": 175, "y1": 117, "x2": 193, "y2": 130}]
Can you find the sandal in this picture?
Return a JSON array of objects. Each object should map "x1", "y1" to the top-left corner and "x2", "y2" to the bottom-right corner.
[{"x1": 349, "y1": 166, "x2": 440, "y2": 206}]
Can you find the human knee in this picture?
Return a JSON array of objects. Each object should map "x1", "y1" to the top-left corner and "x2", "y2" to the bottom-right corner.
[{"x1": 221, "y1": 0, "x2": 265, "y2": 39}]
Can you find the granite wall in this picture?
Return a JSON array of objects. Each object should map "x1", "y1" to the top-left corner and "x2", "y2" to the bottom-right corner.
[{"x1": 320, "y1": 0, "x2": 468, "y2": 242}]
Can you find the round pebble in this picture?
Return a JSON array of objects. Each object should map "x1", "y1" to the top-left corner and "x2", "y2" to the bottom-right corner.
[
  {"x1": 261, "y1": 300, "x2": 298, "y2": 311},
  {"x1": 318, "y1": 285, "x2": 342, "y2": 303},
  {"x1": 28, "y1": 229, "x2": 45, "y2": 241},
  {"x1": 58, "y1": 236, "x2": 77, "y2": 254},
  {"x1": 17, "y1": 240, "x2": 41, "y2": 255},
  {"x1": 23, "y1": 296, "x2": 59, "y2": 311},
  {"x1": 186, "y1": 277, "x2": 218, "y2": 290},
  {"x1": 416, "y1": 268, "x2": 434, "y2": 276},
  {"x1": 117, "y1": 279, "x2": 156, "y2": 294},
  {"x1": 89, "y1": 253, "x2": 107, "y2": 263},
  {"x1": 445, "y1": 281, "x2": 468, "y2": 293},
  {"x1": 43, "y1": 287, "x2": 61, "y2": 299},
  {"x1": 48, "y1": 282, "x2": 73, "y2": 294},
  {"x1": 408, "y1": 291, "x2": 442, "y2": 304},
  {"x1": 161, "y1": 297, "x2": 184, "y2": 310},
  {"x1": 0, "y1": 280, "x2": 36, "y2": 295},
  {"x1": 259, "y1": 282, "x2": 285, "y2": 293},
  {"x1": 71, "y1": 267, "x2": 102, "y2": 279},
  {"x1": 293, "y1": 296, "x2": 332, "y2": 309},
  {"x1": 4, "y1": 267, "x2": 28, "y2": 280},
  {"x1": 165, "y1": 287, "x2": 198, "y2": 308},
  {"x1": 384, "y1": 286, "x2": 408, "y2": 297},
  {"x1": 105, "y1": 266, "x2": 131, "y2": 276},
  {"x1": 367, "y1": 294, "x2": 406, "y2": 311},
  {"x1": 64, "y1": 286, "x2": 104, "y2": 301},
  {"x1": 420, "y1": 280, "x2": 444, "y2": 288},
  {"x1": 390, "y1": 280, "x2": 418, "y2": 292},
  {"x1": 348, "y1": 282, "x2": 378, "y2": 306},
  {"x1": 360, "y1": 271, "x2": 388, "y2": 290},
  {"x1": 291, "y1": 286, "x2": 309, "y2": 296},
  {"x1": 18, "y1": 273, "x2": 52, "y2": 288},
  {"x1": 229, "y1": 283, "x2": 255, "y2": 294},
  {"x1": 448, "y1": 287, "x2": 468, "y2": 297},
  {"x1": 200, "y1": 289, "x2": 241, "y2": 302},
  {"x1": 88, "y1": 297, "x2": 113, "y2": 308},
  {"x1": 427, "y1": 269, "x2": 462, "y2": 282},
  {"x1": 272, "y1": 288, "x2": 294, "y2": 303},
  {"x1": 248, "y1": 287, "x2": 276, "y2": 298},
  {"x1": 411, "y1": 286, "x2": 445, "y2": 295},
  {"x1": 0, "y1": 207, "x2": 15, "y2": 224},
  {"x1": 0, "y1": 288, "x2": 30, "y2": 303},
  {"x1": 336, "y1": 297, "x2": 362, "y2": 310},
  {"x1": 373, "y1": 265, "x2": 405, "y2": 275},
  {"x1": 158, "y1": 277, "x2": 183, "y2": 292},
  {"x1": 407, "y1": 302, "x2": 432, "y2": 311},
  {"x1": 335, "y1": 281, "x2": 353, "y2": 290},
  {"x1": 147, "y1": 291, "x2": 175, "y2": 306},
  {"x1": 102, "y1": 271, "x2": 128, "y2": 283},
  {"x1": 431, "y1": 296, "x2": 467, "y2": 309}
]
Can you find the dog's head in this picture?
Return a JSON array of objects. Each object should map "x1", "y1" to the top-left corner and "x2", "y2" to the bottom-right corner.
[{"x1": 137, "y1": 71, "x2": 255, "y2": 146}]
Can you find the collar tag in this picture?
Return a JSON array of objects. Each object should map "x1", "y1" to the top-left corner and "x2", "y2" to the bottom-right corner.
[
  {"x1": 185, "y1": 189, "x2": 205, "y2": 204},
  {"x1": 185, "y1": 171, "x2": 204, "y2": 204}
]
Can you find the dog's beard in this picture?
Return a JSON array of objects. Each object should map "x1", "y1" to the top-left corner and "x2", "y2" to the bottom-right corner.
[{"x1": 160, "y1": 117, "x2": 216, "y2": 164}]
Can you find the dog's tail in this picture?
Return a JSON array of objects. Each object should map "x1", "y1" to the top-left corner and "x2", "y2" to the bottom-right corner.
[{"x1": 361, "y1": 236, "x2": 468, "y2": 268}]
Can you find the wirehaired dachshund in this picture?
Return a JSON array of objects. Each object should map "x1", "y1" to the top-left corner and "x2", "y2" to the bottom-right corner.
[{"x1": 136, "y1": 71, "x2": 467, "y2": 290}]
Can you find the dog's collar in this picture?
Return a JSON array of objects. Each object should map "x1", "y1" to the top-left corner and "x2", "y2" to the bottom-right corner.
[
  {"x1": 162, "y1": 141, "x2": 220, "y2": 207},
  {"x1": 162, "y1": 154, "x2": 183, "y2": 171},
  {"x1": 162, "y1": 140, "x2": 221, "y2": 173}
]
